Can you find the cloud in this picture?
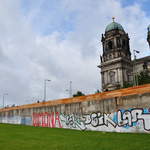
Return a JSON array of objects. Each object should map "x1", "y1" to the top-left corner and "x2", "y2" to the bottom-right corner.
[{"x1": 0, "y1": 0, "x2": 150, "y2": 106}]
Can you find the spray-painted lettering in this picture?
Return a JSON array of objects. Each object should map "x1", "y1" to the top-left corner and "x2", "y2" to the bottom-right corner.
[
  {"x1": 30, "y1": 108, "x2": 150, "y2": 132},
  {"x1": 60, "y1": 114, "x2": 86, "y2": 130},
  {"x1": 32, "y1": 112, "x2": 62, "y2": 128},
  {"x1": 118, "y1": 108, "x2": 150, "y2": 131},
  {"x1": 83, "y1": 112, "x2": 117, "y2": 128}
]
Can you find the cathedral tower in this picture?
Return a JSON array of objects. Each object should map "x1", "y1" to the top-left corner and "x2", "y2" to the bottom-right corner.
[
  {"x1": 147, "y1": 25, "x2": 150, "y2": 47},
  {"x1": 99, "y1": 19, "x2": 132, "y2": 91}
]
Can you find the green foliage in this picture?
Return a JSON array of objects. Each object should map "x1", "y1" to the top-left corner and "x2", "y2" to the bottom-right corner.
[
  {"x1": 95, "y1": 89, "x2": 101, "y2": 93},
  {"x1": 137, "y1": 71, "x2": 150, "y2": 85},
  {"x1": 123, "y1": 82, "x2": 133, "y2": 88},
  {"x1": 123, "y1": 71, "x2": 150, "y2": 89},
  {"x1": 73, "y1": 91, "x2": 85, "y2": 97},
  {"x1": 0, "y1": 124, "x2": 150, "y2": 150}
]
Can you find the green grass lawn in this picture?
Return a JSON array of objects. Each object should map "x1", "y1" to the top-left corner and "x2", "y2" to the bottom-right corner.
[{"x1": 0, "y1": 124, "x2": 150, "y2": 150}]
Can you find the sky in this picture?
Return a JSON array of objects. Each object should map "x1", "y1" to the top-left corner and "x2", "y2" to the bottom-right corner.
[{"x1": 0, "y1": 0, "x2": 150, "y2": 106}]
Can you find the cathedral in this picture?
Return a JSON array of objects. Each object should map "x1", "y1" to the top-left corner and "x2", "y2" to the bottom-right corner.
[{"x1": 98, "y1": 19, "x2": 150, "y2": 91}]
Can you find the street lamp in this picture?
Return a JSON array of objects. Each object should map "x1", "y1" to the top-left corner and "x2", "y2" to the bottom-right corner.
[
  {"x1": 3, "y1": 93, "x2": 8, "y2": 108},
  {"x1": 133, "y1": 50, "x2": 140, "y2": 86},
  {"x1": 43, "y1": 79, "x2": 51, "y2": 101}
]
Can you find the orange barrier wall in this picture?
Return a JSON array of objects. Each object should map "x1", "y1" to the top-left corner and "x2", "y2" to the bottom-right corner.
[{"x1": 0, "y1": 84, "x2": 150, "y2": 112}]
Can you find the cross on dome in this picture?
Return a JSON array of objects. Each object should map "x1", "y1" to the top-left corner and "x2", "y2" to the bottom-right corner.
[{"x1": 112, "y1": 17, "x2": 115, "y2": 22}]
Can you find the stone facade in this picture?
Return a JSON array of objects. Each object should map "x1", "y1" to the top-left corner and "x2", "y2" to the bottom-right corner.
[
  {"x1": 99, "y1": 21, "x2": 150, "y2": 91},
  {"x1": 98, "y1": 21, "x2": 132, "y2": 91},
  {"x1": 135, "y1": 56, "x2": 150, "y2": 74}
]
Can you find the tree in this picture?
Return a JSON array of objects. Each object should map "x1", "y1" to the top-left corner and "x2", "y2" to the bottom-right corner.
[
  {"x1": 123, "y1": 70, "x2": 150, "y2": 89},
  {"x1": 123, "y1": 81, "x2": 133, "y2": 88},
  {"x1": 137, "y1": 71, "x2": 150, "y2": 85},
  {"x1": 73, "y1": 91, "x2": 85, "y2": 97},
  {"x1": 95, "y1": 89, "x2": 101, "y2": 93}
]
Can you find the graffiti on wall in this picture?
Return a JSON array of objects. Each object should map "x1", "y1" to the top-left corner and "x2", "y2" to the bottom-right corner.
[
  {"x1": 1, "y1": 108, "x2": 150, "y2": 133},
  {"x1": 32, "y1": 112, "x2": 62, "y2": 128},
  {"x1": 60, "y1": 114, "x2": 86, "y2": 130},
  {"x1": 83, "y1": 112, "x2": 117, "y2": 128},
  {"x1": 117, "y1": 108, "x2": 150, "y2": 131},
  {"x1": 31, "y1": 108, "x2": 150, "y2": 132}
]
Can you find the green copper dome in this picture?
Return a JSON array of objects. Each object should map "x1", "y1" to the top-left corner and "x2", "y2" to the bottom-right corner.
[{"x1": 105, "y1": 22, "x2": 124, "y2": 32}]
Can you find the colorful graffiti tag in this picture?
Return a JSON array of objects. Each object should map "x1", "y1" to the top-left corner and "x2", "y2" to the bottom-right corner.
[
  {"x1": 32, "y1": 112, "x2": 62, "y2": 128},
  {"x1": 117, "y1": 108, "x2": 150, "y2": 131},
  {"x1": 1, "y1": 108, "x2": 150, "y2": 133},
  {"x1": 60, "y1": 114, "x2": 85, "y2": 130},
  {"x1": 83, "y1": 112, "x2": 117, "y2": 128},
  {"x1": 31, "y1": 108, "x2": 150, "y2": 132}
]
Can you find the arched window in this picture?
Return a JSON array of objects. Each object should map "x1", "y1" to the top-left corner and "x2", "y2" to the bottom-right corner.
[
  {"x1": 109, "y1": 71, "x2": 115, "y2": 83},
  {"x1": 127, "y1": 72, "x2": 132, "y2": 82},
  {"x1": 117, "y1": 38, "x2": 121, "y2": 48},
  {"x1": 108, "y1": 41, "x2": 113, "y2": 49},
  {"x1": 109, "y1": 54, "x2": 112, "y2": 59},
  {"x1": 122, "y1": 39, "x2": 126, "y2": 48}
]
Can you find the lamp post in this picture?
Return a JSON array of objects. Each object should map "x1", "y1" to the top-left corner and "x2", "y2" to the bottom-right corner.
[
  {"x1": 3, "y1": 93, "x2": 8, "y2": 108},
  {"x1": 43, "y1": 79, "x2": 51, "y2": 101},
  {"x1": 133, "y1": 50, "x2": 140, "y2": 86}
]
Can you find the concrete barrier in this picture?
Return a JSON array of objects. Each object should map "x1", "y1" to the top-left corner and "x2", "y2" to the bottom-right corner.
[{"x1": 0, "y1": 84, "x2": 150, "y2": 133}]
